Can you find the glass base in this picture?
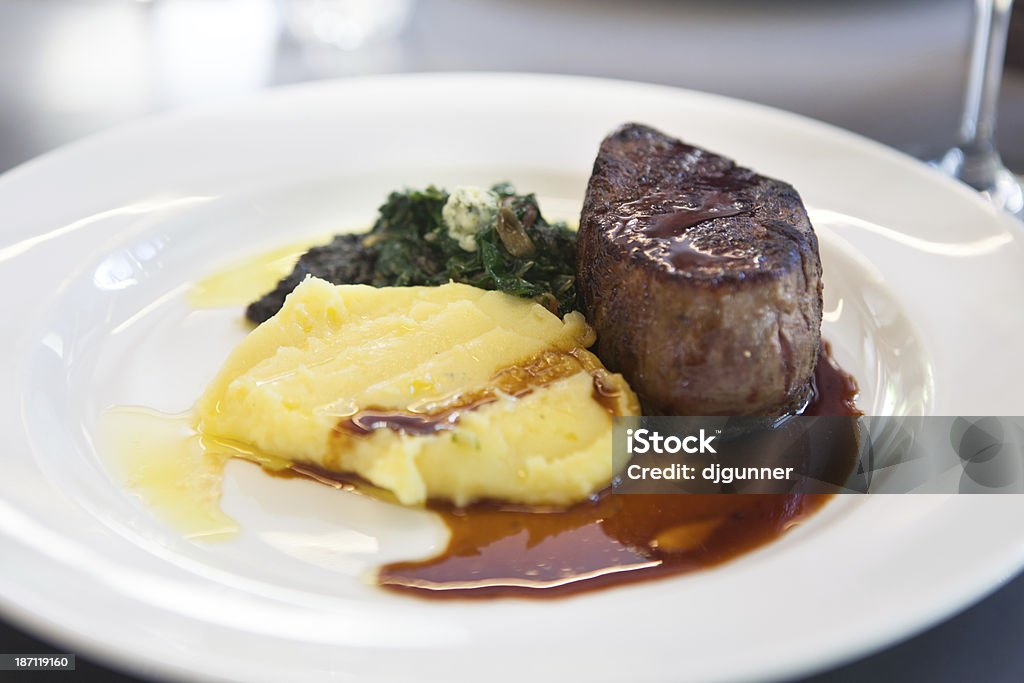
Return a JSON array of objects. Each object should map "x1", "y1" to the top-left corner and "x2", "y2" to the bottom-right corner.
[{"x1": 934, "y1": 147, "x2": 1024, "y2": 218}]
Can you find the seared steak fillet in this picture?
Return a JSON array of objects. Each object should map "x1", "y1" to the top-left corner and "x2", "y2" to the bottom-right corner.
[{"x1": 577, "y1": 124, "x2": 822, "y2": 416}]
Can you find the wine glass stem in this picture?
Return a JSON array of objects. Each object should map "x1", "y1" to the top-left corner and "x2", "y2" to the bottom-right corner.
[{"x1": 956, "y1": 0, "x2": 1013, "y2": 191}]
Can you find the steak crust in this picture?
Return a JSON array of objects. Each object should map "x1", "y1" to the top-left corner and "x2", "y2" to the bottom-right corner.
[{"x1": 577, "y1": 124, "x2": 822, "y2": 416}]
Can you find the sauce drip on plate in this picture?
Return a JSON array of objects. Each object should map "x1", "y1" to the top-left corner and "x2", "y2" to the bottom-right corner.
[
  {"x1": 102, "y1": 342, "x2": 857, "y2": 599},
  {"x1": 304, "y1": 345, "x2": 860, "y2": 599}
]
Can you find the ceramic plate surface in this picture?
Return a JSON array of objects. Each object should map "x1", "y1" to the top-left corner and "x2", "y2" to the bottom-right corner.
[{"x1": 1, "y1": 74, "x2": 1023, "y2": 683}]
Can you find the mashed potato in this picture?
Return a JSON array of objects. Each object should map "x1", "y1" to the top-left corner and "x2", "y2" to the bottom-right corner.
[{"x1": 196, "y1": 277, "x2": 639, "y2": 506}]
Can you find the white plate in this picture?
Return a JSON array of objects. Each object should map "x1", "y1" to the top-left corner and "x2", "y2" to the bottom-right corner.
[{"x1": 1, "y1": 74, "x2": 1023, "y2": 683}]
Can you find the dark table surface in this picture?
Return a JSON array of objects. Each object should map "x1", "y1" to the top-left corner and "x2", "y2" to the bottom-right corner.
[{"x1": 2, "y1": 1, "x2": 1023, "y2": 681}]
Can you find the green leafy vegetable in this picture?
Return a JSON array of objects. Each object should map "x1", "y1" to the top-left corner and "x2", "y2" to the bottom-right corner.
[{"x1": 246, "y1": 184, "x2": 578, "y2": 324}]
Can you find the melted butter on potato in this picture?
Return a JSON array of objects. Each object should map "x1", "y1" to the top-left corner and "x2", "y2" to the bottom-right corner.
[{"x1": 196, "y1": 277, "x2": 639, "y2": 507}]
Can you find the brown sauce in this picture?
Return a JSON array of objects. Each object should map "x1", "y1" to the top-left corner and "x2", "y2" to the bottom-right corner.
[
  {"x1": 804, "y1": 341, "x2": 860, "y2": 417},
  {"x1": 336, "y1": 349, "x2": 626, "y2": 437},
  {"x1": 665, "y1": 232, "x2": 746, "y2": 270},
  {"x1": 609, "y1": 190, "x2": 762, "y2": 274},
  {"x1": 640, "y1": 192, "x2": 745, "y2": 238},
  {"x1": 380, "y1": 493, "x2": 823, "y2": 598},
  {"x1": 375, "y1": 345, "x2": 859, "y2": 599}
]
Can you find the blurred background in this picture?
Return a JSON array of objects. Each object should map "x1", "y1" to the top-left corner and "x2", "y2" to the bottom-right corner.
[
  {"x1": 1, "y1": 0, "x2": 1023, "y2": 681},
  {"x1": 1, "y1": 0, "x2": 1023, "y2": 172}
]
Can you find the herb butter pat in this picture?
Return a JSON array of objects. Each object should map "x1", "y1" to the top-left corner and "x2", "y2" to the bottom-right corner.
[{"x1": 442, "y1": 186, "x2": 499, "y2": 251}]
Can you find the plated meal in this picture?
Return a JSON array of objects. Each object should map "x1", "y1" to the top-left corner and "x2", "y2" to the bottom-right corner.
[
  {"x1": 5, "y1": 74, "x2": 1024, "y2": 683},
  {"x1": 103, "y1": 123, "x2": 859, "y2": 598}
]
